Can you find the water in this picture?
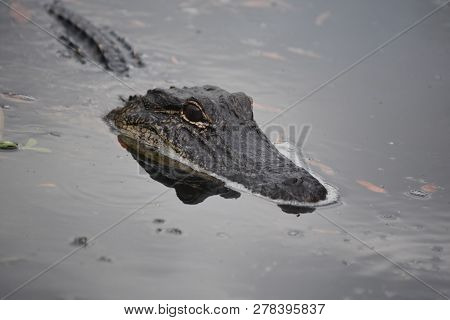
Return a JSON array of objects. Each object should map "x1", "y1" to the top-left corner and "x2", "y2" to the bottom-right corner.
[{"x1": 1, "y1": 0, "x2": 449, "y2": 299}]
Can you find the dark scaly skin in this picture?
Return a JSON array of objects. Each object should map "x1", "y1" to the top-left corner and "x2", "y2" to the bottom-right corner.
[
  {"x1": 106, "y1": 86, "x2": 328, "y2": 204},
  {"x1": 47, "y1": 0, "x2": 143, "y2": 75}
]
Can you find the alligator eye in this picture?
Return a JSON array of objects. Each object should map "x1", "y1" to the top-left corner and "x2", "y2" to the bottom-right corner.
[{"x1": 183, "y1": 101, "x2": 205, "y2": 122}]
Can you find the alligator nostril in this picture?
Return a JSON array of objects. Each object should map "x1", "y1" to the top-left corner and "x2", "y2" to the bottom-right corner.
[{"x1": 283, "y1": 177, "x2": 298, "y2": 185}]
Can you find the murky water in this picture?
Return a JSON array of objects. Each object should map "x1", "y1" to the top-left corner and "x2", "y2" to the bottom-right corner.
[{"x1": 1, "y1": 0, "x2": 449, "y2": 299}]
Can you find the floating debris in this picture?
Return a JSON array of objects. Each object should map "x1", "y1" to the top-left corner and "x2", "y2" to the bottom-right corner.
[
  {"x1": 22, "y1": 138, "x2": 51, "y2": 153},
  {"x1": 152, "y1": 218, "x2": 165, "y2": 224},
  {"x1": 287, "y1": 47, "x2": 321, "y2": 59},
  {"x1": 0, "y1": 91, "x2": 36, "y2": 103},
  {"x1": 71, "y1": 236, "x2": 88, "y2": 247},
  {"x1": 258, "y1": 51, "x2": 285, "y2": 61},
  {"x1": 307, "y1": 159, "x2": 335, "y2": 176},
  {"x1": 356, "y1": 180, "x2": 386, "y2": 193},
  {"x1": 311, "y1": 228, "x2": 340, "y2": 235},
  {"x1": 38, "y1": 182, "x2": 57, "y2": 188},
  {"x1": 421, "y1": 183, "x2": 439, "y2": 193},
  {"x1": 0, "y1": 140, "x2": 18, "y2": 150},
  {"x1": 48, "y1": 131, "x2": 62, "y2": 137}
]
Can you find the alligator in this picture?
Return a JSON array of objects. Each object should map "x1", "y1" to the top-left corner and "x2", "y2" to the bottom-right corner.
[
  {"x1": 46, "y1": 0, "x2": 144, "y2": 75},
  {"x1": 106, "y1": 86, "x2": 329, "y2": 209},
  {"x1": 44, "y1": 2, "x2": 330, "y2": 211}
]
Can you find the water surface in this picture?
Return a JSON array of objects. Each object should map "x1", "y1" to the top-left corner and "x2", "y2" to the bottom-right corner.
[{"x1": 0, "y1": 0, "x2": 449, "y2": 299}]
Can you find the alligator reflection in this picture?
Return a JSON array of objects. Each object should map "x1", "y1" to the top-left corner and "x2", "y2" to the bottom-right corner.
[{"x1": 118, "y1": 135, "x2": 315, "y2": 214}]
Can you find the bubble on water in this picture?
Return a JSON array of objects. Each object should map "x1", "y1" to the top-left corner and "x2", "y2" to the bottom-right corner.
[
  {"x1": 98, "y1": 256, "x2": 112, "y2": 263},
  {"x1": 71, "y1": 236, "x2": 88, "y2": 247},
  {"x1": 379, "y1": 211, "x2": 400, "y2": 221},
  {"x1": 287, "y1": 229, "x2": 304, "y2": 237},
  {"x1": 216, "y1": 232, "x2": 230, "y2": 239},
  {"x1": 405, "y1": 189, "x2": 430, "y2": 200},
  {"x1": 165, "y1": 228, "x2": 182, "y2": 236}
]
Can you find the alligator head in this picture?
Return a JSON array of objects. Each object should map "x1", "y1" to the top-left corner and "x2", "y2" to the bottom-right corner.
[{"x1": 105, "y1": 85, "x2": 328, "y2": 206}]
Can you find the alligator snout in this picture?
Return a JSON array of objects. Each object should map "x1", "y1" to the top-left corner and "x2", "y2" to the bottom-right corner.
[{"x1": 258, "y1": 174, "x2": 327, "y2": 204}]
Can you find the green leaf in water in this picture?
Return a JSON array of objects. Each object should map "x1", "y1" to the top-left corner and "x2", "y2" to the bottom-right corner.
[
  {"x1": 23, "y1": 138, "x2": 37, "y2": 148},
  {"x1": 22, "y1": 138, "x2": 51, "y2": 153},
  {"x1": 0, "y1": 140, "x2": 18, "y2": 150},
  {"x1": 25, "y1": 147, "x2": 51, "y2": 153}
]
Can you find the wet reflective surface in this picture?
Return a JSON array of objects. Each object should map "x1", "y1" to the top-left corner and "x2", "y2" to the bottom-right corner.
[{"x1": 1, "y1": 0, "x2": 450, "y2": 299}]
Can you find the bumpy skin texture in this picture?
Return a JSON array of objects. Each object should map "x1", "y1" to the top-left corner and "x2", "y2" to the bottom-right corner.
[
  {"x1": 47, "y1": 0, "x2": 143, "y2": 75},
  {"x1": 106, "y1": 85, "x2": 328, "y2": 203}
]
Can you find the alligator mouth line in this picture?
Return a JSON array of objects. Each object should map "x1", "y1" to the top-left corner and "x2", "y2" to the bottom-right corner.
[
  {"x1": 118, "y1": 124, "x2": 185, "y2": 159},
  {"x1": 117, "y1": 133, "x2": 339, "y2": 214}
]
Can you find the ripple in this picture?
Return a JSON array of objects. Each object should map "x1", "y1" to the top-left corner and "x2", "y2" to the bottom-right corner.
[{"x1": 404, "y1": 189, "x2": 430, "y2": 200}]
